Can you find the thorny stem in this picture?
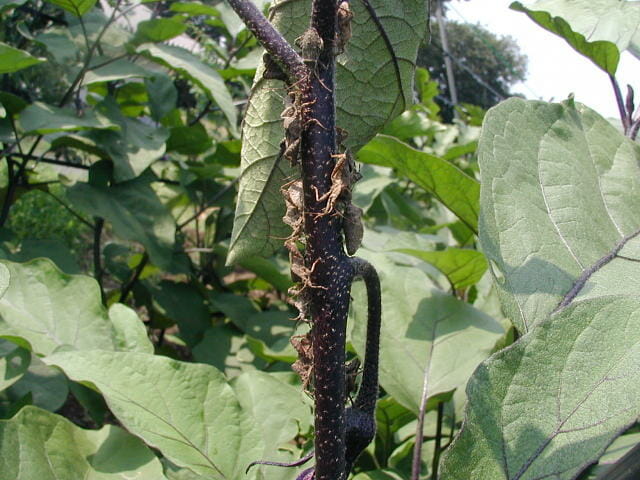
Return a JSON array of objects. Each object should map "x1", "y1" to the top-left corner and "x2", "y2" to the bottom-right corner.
[
  {"x1": 224, "y1": 2, "x2": 381, "y2": 478},
  {"x1": 225, "y1": 0, "x2": 306, "y2": 82}
]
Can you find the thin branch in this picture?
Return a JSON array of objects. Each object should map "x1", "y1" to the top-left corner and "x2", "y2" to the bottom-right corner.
[
  {"x1": 629, "y1": 118, "x2": 640, "y2": 141},
  {"x1": 44, "y1": 191, "x2": 94, "y2": 229},
  {"x1": 431, "y1": 401, "x2": 445, "y2": 480},
  {"x1": 93, "y1": 218, "x2": 105, "y2": 301},
  {"x1": 0, "y1": 118, "x2": 29, "y2": 227},
  {"x1": 86, "y1": 53, "x2": 130, "y2": 72},
  {"x1": 610, "y1": 75, "x2": 629, "y2": 134},
  {"x1": 119, "y1": 252, "x2": 149, "y2": 302},
  {"x1": 225, "y1": 0, "x2": 306, "y2": 81},
  {"x1": 177, "y1": 178, "x2": 239, "y2": 229},
  {"x1": 8, "y1": 153, "x2": 90, "y2": 170}
]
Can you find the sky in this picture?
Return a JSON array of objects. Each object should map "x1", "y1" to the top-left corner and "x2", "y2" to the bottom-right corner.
[{"x1": 447, "y1": 0, "x2": 640, "y2": 119}]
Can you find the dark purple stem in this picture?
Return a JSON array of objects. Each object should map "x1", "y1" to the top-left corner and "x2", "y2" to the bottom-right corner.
[
  {"x1": 226, "y1": 0, "x2": 306, "y2": 81},
  {"x1": 610, "y1": 75, "x2": 629, "y2": 134}
]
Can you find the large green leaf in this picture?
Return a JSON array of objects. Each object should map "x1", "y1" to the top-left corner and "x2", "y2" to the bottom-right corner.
[
  {"x1": 45, "y1": 0, "x2": 96, "y2": 16},
  {"x1": 68, "y1": 174, "x2": 176, "y2": 270},
  {"x1": 137, "y1": 43, "x2": 237, "y2": 134},
  {"x1": 478, "y1": 98, "x2": 640, "y2": 333},
  {"x1": 232, "y1": 370, "x2": 312, "y2": 459},
  {"x1": 359, "y1": 135, "x2": 480, "y2": 232},
  {"x1": 394, "y1": 248, "x2": 488, "y2": 289},
  {"x1": 227, "y1": 0, "x2": 428, "y2": 263},
  {"x1": 0, "y1": 259, "x2": 151, "y2": 356},
  {"x1": 88, "y1": 98, "x2": 169, "y2": 181},
  {"x1": 44, "y1": 350, "x2": 264, "y2": 479},
  {"x1": 0, "y1": 42, "x2": 45, "y2": 74},
  {"x1": 0, "y1": 259, "x2": 117, "y2": 355},
  {"x1": 19, "y1": 102, "x2": 118, "y2": 135},
  {"x1": 511, "y1": 0, "x2": 640, "y2": 72},
  {"x1": 0, "y1": 406, "x2": 166, "y2": 479},
  {"x1": 133, "y1": 18, "x2": 187, "y2": 44},
  {"x1": 350, "y1": 251, "x2": 504, "y2": 415},
  {"x1": 440, "y1": 297, "x2": 640, "y2": 479}
]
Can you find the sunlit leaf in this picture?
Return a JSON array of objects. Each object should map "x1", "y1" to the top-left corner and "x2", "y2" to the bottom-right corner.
[
  {"x1": 478, "y1": 98, "x2": 640, "y2": 333},
  {"x1": 511, "y1": 0, "x2": 640, "y2": 71},
  {"x1": 134, "y1": 18, "x2": 187, "y2": 44},
  {"x1": 0, "y1": 406, "x2": 166, "y2": 479},
  {"x1": 359, "y1": 135, "x2": 480, "y2": 232},
  {"x1": 19, "y1": 102, "x2": 118, "y2": 135},
  {"x1": 0, "y1": 259, "x2": 117, "y2": 355},
  {"x1": 441, "y1": 297, "x2": 640, "y2": 479},
  {"x1": 45, "y1": 0, "x2": 96, "y2": 16},
  {"x1": 510, "y1": 1, "x2": 621, "y2": 74},
  {"x1": 45, "y1": 350, "x2": 264, "y2": 479},
  {"x1": 394, "y1": 248, "x2": 488, "y2": 289},
  {"x1": 0, "y1": 42, "x2": 45, "y2": 74}
]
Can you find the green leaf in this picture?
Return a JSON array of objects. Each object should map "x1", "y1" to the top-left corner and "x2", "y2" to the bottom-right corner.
[
  {"x1": 0, "y1": 406, "x2": 166, "y2": 479},
  {"x1": 137, "y1": 43, "x2": 237, "y2": 134},
  {"x1": 146, "y1": 74, "x2": 178, "y2": 122},
  {"x1": 440, "y1": 297, "x2": 640, "y2": 479},
  {"x1": 68, "y1": 174, "x2": 176, "y2": 270},
  {"x1": 169, "y1": 2, "x2": 219, "y2": 17},
  {"x1": 359, "y1": 135, "x2": 480, "y2": 232},
  {"x1": 83, "y1": 58, "x2": 152, "y2": 85},
  {"x1": 350, "y1": 251, "x2": 504, "y2": 415},
  {"x1": 0, "y1": 259, "x2": 151, "y2": 356},
  {"x1": 0, "y1": 42, "x2": 45, "y2": 74},
  {"x1": 147, "y1": 280, "x2": 210, "y2": 347},
  {"x1": 238, "y1": 256, "x2": 293, "y2": 292},
  {"x1": 478, "y1": 99, "x2": 640, "y2": 333},
  {"x1": 19, "y1": 102, "x2": 118, "y2": 135},
  {"x1": 88, "y1": 98, "x2": 169, "y2": 181},
  {"x1": 10, "y1": 238, "x2": 81, "y2": 274},
  {"x1": 44, "y1": 350, "x2": 264, "y2": 479},
  {"x1": 192, "y1": 324, "x2": 268, "y2": 378},
  {"x1": 6, "y1": 355, "x2": 68, "y2": 412},
  {"x1": 0, "y1": 340, "x2": 30, "y2": 393},
  {"x1": 352, "y1": 470, "x2": 407, "y2": 480},
  {"x1": 166, "y1": 124, "x2": 213, "y2": 155},
  {"x1": 0, "y1": 259, "x2": 118, "y2": 355},
  {"x1": 45, "y1": 0, "x2": 96, "y2": 16},
  {"x1": 109, "y1": 303, "x2": 154, "y2": 354},
  {"x1": 227, "y1": 0, "x2": 428, "y2": 263},
  {"x1": 510, "y1": 1, "x2": 621, "y2": 74},
  {"x1": 134, "y1": 18, "x2": 187, "y2": 44},
  {"x1": 232, "y1": 370, "x2": 312, "y2": 458},
  {"x1": 512, "y1": 0, "x2": 640, "y2": 69},
  {"x1": 0, "y1": 262, "x2": 8, "y2": 299},
  {"x1": 394, "y1": 248, "x2": 488, "y2": 289}
]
